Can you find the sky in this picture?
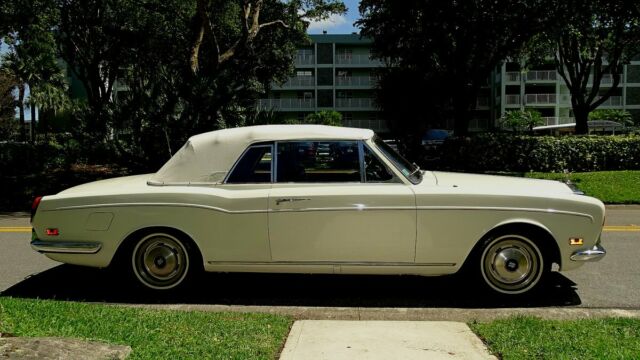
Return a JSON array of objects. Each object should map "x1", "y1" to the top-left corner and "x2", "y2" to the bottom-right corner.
[{"x1": 306, "y1": 0, "x2": 361, "y2": 34}]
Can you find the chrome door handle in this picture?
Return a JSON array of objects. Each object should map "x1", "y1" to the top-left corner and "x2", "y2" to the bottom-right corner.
[{"x1": 275, "y1": 198, "x2": 311, "y2": 205}]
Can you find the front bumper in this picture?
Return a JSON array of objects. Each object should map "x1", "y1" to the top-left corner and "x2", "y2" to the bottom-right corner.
[
  {"x1": 570, "y1": 244, "x2": 606, "y2": 262},
  {"x1": 31, "y1": 239, "x2": 102, "y2": 254}
]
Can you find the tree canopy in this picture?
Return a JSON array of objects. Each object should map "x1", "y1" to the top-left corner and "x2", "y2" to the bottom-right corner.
[{"x1": 357, "y1": 0, "x2": 557, "y2": 137}]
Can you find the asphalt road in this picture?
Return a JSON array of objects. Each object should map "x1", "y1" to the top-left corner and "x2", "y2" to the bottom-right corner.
[{"x1": 0, "y1": 208, "x2": 638, "y2": 309}]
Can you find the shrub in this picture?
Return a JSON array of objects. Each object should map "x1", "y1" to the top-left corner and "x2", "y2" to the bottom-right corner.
[{"x1": 435, "y1": 134, "x2": 640, "y2": 173}]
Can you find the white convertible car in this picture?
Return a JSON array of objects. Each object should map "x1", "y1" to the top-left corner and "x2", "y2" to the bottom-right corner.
[{"x1": 30, "y1": 125, "x2": 606, "y2": 295}]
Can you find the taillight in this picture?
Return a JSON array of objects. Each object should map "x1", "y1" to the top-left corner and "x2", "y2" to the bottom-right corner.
[{"x1": 31, "y1": 196, "x2": 42, "y2": 223}]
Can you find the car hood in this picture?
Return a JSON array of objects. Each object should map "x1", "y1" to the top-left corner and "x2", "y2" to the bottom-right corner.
[
  {"x1": 57, "y1": 174, "x2": 153, "y2": 196},
  {"x1": 429, "y1": 171, "x2": 574, "y2": 196}
]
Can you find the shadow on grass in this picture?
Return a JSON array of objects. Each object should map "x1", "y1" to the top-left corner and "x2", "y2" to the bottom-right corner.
[{"x1": 1, "y1": 264, "x2": 581, "y2": 308}]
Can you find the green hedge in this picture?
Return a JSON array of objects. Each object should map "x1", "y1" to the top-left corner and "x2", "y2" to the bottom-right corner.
[{"x1": 436, "y1": 135, "x2": 640, "y2": 172}]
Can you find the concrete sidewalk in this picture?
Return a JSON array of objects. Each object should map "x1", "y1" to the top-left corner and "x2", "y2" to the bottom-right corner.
[{"x1": 279, "y1": 320, "x2": 496, "y2": 360}]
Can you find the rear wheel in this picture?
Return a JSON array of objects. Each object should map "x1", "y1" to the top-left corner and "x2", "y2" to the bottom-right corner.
[
  {"x1": 130, "y1": 232, "x2": 192, "y2": 290},
  {"x1": 479, "y1": 234, "x2": 547, "y2": 295}
]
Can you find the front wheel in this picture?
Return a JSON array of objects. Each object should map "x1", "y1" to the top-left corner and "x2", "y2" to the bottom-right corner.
[
  {"x1": 479, "y1": 234, "x2": 547, "y2": 295},
  {"x1": 130, "y1": 232, "x2": 192, "y2": 291}
]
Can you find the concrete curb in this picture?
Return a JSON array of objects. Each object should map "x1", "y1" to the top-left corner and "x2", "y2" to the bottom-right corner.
[{"x1": 119, "y1": 304, "x2": 640, "y2": 322}]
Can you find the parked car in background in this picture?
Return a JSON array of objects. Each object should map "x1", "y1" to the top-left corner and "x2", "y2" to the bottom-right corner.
[{"x1": 31, "y1": 125, "x2": 605, "y2": 295}]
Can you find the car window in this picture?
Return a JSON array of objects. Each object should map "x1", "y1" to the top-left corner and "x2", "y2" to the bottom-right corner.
[
  {"x1": 363, "y1": 145, "x2": 395, "y2": 182},
  {"x1": 276, "y1": 141, "x2": 361, "y2": 183},
  {"x1": 226, "y1": 145, "x2": 272, "y2": 183},
  {"x1": 373, "y1": 136, "x2": 422, "y2": 184}
]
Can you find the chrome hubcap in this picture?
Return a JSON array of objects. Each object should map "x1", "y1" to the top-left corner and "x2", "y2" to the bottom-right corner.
[
  {"x1": 133, "y1": 234, "x2": 188, "y2": 289},
  {"x1": 482, "y1": 236, "x2": 542, "y2": 294}
]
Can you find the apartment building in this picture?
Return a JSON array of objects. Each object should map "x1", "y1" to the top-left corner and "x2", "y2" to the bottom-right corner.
[
  {"x1": 258, "y1": 34, "x2": 388, "y2": 133},
  {"x1": 493, "y1": 58, "x2": 640, "y2": 130}
]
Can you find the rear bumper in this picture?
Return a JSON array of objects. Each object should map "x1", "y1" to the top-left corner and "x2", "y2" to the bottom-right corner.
[
  {"x1": 570, "y1": 244, "x2": 606, "y2": 262},
  {"x1": 31, "y1": 239, "x2": 102, "y2": 254}
]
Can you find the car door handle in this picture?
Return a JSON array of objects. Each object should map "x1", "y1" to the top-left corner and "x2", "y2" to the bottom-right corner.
[{"x1": 275, "y1": 198, "x2": 311, "y2": 205}]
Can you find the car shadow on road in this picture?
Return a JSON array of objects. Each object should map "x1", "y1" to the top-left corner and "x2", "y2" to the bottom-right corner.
[{"x1": 1, "y1": 264, "x2": 582, "y2": 308}]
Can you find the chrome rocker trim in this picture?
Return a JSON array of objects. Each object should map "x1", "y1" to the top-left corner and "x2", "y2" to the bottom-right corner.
[
  {"x1": 570, "y1": 244, "x2": 606, "y2": 262},
  {"x1": 31, "y1": 239, "x2": 102, "y2": 254}
]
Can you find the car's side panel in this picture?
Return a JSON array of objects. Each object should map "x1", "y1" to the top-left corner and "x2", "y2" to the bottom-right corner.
[
  {"x1": 268, "y1": 183, "x2": 417, "y2": 263},
  {"x1": 412, "y1": 191, "x2": 605, "y2": 272},
  {"x1": 34, "y1": 184, "x2": 272, "y2": 268}
]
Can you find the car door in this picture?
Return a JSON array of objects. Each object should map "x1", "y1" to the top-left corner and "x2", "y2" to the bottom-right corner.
[
  {"x1": 206, "y1": 143, "x2": 273, "y2": 262},
  {"x1": 268, "y1": 140, "x2": 416, "y2": 263}
]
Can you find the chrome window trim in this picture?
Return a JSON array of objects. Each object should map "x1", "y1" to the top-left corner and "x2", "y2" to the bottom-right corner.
[
  {"x1": 362, "y1": 141, "x2": 402, "y2": 184},
  {"x1": 223, "y1": 143, "x2": 274, "y2": 184}
]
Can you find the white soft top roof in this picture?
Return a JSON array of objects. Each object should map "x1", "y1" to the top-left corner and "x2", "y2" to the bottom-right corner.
[{"x1": 149, "y1": 125, "x2": 375, "y2": 184}]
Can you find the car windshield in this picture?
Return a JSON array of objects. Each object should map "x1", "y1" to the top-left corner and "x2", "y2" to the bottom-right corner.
[{"x1": 373, "y1": 136, "x2": 422, "y2": 184}]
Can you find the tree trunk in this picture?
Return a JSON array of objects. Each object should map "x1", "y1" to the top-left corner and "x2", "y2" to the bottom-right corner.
[
  {"x1": 30, "y1": 103, "x2": 36, "y2": 143},
  {"x1": 18, "y1": 84, "x2": 25, "y2": 142},
  {"x1": 573, "y1": 105, "x2": 589, "y2": 135}
]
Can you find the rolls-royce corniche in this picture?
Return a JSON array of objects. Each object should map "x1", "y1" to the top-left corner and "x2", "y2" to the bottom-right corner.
[{"x1": 30, "y1": 125, "x2": 606, "y2": 295}]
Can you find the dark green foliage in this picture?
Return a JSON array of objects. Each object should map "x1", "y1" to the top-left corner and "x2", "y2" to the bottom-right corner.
[
  {"x1": 436, "y1": 135, "x2": 640, "y2": 173},
  {"x1": 589, "y1": 109, "x2": 634, "y2": 126},
  {"x1": 357, "y1": 0, "x2": 557, "y2": 136},
  {"x1": 303, "y1": 110, "x2": 343, "y2": 126}
]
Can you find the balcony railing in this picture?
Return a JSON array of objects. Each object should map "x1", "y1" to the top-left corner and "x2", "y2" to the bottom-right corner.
[
  {"x1": 505, "y1": 72, "x2": 521, "y2": 82},
  {"x1": 295, "y1": 55, "x2": 315, "y2": 66},
  {"x1": 335, "y1": 54, "x2": 383, "y2": 66},
  {"x1": 335, "y1": 76, "x2": 375, "y2": 87},
  {"x1": 258, "y1": 98, "x2": 315, "y2": 110},
  {"x1": 276, "y1": 76, "x2": 315, "y2": 88},
  {"x1": 335, "y1": 98, "x2": 375, "y2": 109},
  {"x1": 526, "y1": 70, "x2": 557, "y2": 81},
  {"x1": 540, "y1": 117, "x2": 575, "y2": 126},
  {"x1": 588, "y1": 74, "x2": 620, "y2": 85},
  {"x1": 504, "y1": 94, "x2": 521, "y2": 105},
  {"x1": 525, "y1": 93, "x2": 556, "y2": 105},
  {"x1": 598, "y1": 96, "x2": 623, "y2": 106}
]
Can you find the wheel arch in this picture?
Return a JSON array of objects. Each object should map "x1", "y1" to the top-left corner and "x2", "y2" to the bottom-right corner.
[
  {"x1": 463, "y1": 219, "x2": 562, "y2": 271},
  {"x1": 111, "y1": 226, "x2": 205, "y2": 271}
]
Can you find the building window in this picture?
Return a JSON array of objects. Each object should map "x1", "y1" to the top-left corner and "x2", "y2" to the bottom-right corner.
[
  {"x1": 297, "y1": 70, "x2": 313, "y2": 77},
  {"x1": 318, "y1": 90, "x2": 333, "y2": 107}
]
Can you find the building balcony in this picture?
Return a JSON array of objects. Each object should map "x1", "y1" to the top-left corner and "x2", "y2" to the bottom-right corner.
[
  {"x1": 335, "y1": 98, "x2": 375, "y2": 109},
  {"x1": 597, "y1": 96, "x2": 623, "y2": 107},
  {"x1": 526, "y1": 70, "x2": 557, "y2": 82},
  {"x1": 505, "y1": 72, "x2": 521, "y2": 83},
  {"x1": 295, "y1": 55, "x2": 315, "y2": 66},
  {"x1": 541, "y1": 117, "x2": 575, "y2": 126},
  {"x1": 335, "y1": 54, "x2": 383, "y2": 66},
  {"x1": 335, "y1": 76, "x2": 375, "y2": 87},
  {"x1": 588, "y1": 74, "x2": 620, "y2": 86},
  {"x1": 274, "y1": 76, "x2": 315, "y2": 88},
  {"x1": 258, "y1": 98, "x2": 315, "y2": 110},
  {"x1": 525, "y1": 93, "x2": 556, "y2": 105},
  {"x1": 504, "y1": 94, "x2": 521, "y2": 105}
]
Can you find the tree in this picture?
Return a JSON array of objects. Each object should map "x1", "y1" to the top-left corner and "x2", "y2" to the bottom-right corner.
[
  {"x1": 2, "y1": 0, "x2": 68, "y2": 142},
  {"x1": 105, "y1": 0, "x2": 345, "y2": 168},
  {"x1": 303, "y1": 110, "x2": 342, "y2": 126},
  {"x1": 499, "y1": 110, "x2": 544, "y2": 133},
  {"x1": 589, "y1": 109, "x2": 634, "y2": 126},
  {"x1": 0, "y1": 70, "x2": 18, "y2": 139},
  {"x1": 529, "y1": 0, "x2": 640, "y2": 134},
  {"x1": 357, "y1": 0, "x2": 556, "y2": 137}
]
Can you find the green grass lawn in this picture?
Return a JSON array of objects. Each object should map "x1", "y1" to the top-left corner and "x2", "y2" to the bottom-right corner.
[
  {"x1": 0, "y1": 297, "x2": 292, "y2": 360},
  {"x1": 526, "y1": 170, "x2": 640, "y2": 204},
  {"x1": 471, "y1": 316, "x2": 640, "y2": 359}
]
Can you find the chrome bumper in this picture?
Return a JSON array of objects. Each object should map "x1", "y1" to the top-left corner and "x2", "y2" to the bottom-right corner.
[
  {"x1": 31, "y1": 239, "x2": 102, "y2": 254},
  {"x1": 570, "y1": 244, "x2": 606, "y2": 262}
]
